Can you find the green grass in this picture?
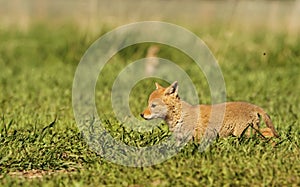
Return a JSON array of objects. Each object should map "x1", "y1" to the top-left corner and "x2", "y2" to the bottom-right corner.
[{"x1": 0, "y1": 24, "x2": 299, "y2": 186}]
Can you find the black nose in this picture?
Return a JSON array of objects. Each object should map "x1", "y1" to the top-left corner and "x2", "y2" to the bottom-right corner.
[{"x1": 140, "y1": 113, "x2": 144, "y2": 118}]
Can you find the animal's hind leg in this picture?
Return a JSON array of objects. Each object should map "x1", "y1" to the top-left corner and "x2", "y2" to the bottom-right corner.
[
  {"x1": 236, "y1": 117, "x2": 260, "y2": 137},
  {"x1": 249, "y1": 114, "x2": 275, "y2": 138},
  {"x1": 241, "y1": 124, "x2": 253, "y2": 137},
  {"x1": 256, "y1": 113, "x2": 277, "y2": 138},
  {"x1": 259, "y1": 128, "x2": 276, "y2": 137},
  {"x1": 246, "y1": 115, "x2": 265, "y2": 138},
  {"x1": 245, "y1": 116, "x2": 261, "y2": 137}
]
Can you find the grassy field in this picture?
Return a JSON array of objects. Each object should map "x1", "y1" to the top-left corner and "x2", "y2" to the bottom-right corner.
[{"x1": 0, "y1": 24, "x2": 299, "y2": 186}]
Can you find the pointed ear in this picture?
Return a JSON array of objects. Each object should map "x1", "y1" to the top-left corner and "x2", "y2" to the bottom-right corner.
[
  {"x1": 155, "y1": 82, "x2": 163, "y2": 89},
  {"x1": 164, "y1": 81, "x2": 178, "y2": 95}
]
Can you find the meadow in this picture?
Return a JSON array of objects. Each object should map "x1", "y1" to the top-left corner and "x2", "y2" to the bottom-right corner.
[{"x1": 0, "y1": 24, "x2": 299, "y2": 186}]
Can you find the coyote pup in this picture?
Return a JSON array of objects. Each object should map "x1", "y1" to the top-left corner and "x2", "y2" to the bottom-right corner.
[{"x1": 140, "y1": 81, "x2": 279, "y2": 141}]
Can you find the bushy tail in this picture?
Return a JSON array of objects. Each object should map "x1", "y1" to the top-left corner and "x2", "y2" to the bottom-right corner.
[{"x1": 260, "y1": 111, "x2": 279, "y2": 138}]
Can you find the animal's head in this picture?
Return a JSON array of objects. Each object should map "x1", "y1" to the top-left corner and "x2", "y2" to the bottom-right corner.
[{"x1": 140, "y1": 81, "x2": 180, "y2": 120}]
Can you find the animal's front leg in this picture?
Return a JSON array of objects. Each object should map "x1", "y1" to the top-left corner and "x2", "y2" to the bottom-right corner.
[{"x1": 172, "y1": 123, "x2": 193, "y2": 147}]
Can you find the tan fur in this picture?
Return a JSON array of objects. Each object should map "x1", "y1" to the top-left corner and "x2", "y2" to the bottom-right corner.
[{"x1": 141, "y1": 81, "x2": 279, "y2": 141}]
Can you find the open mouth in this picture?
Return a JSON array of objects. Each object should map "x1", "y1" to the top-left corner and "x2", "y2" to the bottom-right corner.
[{"x1": 140, "y1": 113, "x2": 150, "y2": 120}]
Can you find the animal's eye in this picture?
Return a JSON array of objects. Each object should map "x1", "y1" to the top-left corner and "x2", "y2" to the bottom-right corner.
[{"x1": 151, "y1": 103, "x2": 156, "y2": 108}]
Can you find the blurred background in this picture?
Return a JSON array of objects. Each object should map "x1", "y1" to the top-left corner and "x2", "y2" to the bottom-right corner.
[
  {"x1": 1, "y1": 0, "x2": 299, "y2": 119},
  {"x1": 0, "y1": 1, "x2": 300, "y2": 184},
  {"x1": 1, "y1": 0, "x2": 299, "y2": 34}
]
